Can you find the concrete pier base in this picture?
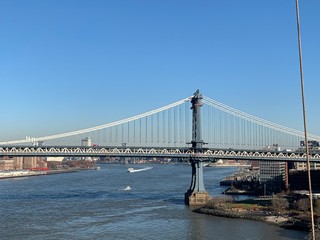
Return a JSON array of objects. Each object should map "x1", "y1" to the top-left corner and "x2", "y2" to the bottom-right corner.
[
  {"x1": 185, "y1": 190, "x2": 211, "y2": 206},
  {"x1": 185, "y1": 160, "x2": 211, "y2": 206}
]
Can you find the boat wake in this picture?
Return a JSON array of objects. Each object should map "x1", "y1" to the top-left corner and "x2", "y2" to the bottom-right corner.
[
  {"x1": 119, "y1": 186, "x2": 132, "y2": 191},
  {"x1": 127, "y1": 167, "x2": 153, "y2": 173}
]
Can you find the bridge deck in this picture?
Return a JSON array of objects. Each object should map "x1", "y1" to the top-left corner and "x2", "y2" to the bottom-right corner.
[{"x1": 1, "y1": 146, "x2": 319, "y2": 162}]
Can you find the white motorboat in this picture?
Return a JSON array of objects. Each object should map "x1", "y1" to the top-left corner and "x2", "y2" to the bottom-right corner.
[{"x1": 127, "y1": 167, "x2": 152, "y2": 173}]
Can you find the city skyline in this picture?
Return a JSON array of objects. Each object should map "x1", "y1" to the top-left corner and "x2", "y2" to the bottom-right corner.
[{"x1": 1, "y1": 1, "x2": 320, "y2": 141}]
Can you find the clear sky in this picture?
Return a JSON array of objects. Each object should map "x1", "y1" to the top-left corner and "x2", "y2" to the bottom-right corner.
[{"x1": 1, "y1": 0, "x2": 320, "y2": 141}]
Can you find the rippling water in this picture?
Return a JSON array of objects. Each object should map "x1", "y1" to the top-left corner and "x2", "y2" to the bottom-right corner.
[{"x1": 0, "y1": 164, "x2": 308, "y2": 239}]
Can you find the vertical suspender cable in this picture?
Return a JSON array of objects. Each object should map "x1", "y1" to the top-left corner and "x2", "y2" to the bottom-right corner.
[
  {"x1": 145, "y1": 116, "x2": 148, "y2": 144},
  {"x1": 244, "y1": 120, "x2": 247, "y2": 147},
  {"x1": 133, "y1": 120, "x2": 136, "y2": 143},
  {"x1": 157, "y1": 112, "x2": 159, "y2": 143},
  {"x1": 208, "y1": 106, "x2": 211, "y2": 146},
  {"x1": 207, "y1": 106, "x2": 210, "y2": 145},
  {"x1": 163, "y1": 111, "x2": 166, "y2": 144},
  {"x1": 174, "y1": 106, "x2": 176, "y2": 145},
  {"x1": 151, "y1": 114, "x2": 154, "y2": 144},
  {"x1": 232, "y1": 114, "x2": 235, "y2": 146},
  {"x1": 121, "y1": 124, "x2": 124, "y2": 144},
  {"x1": 140, "y1": 118, "x2": 142, "y2": 145},
  {"x1": 295, "y1": 0, "x2": 315, "y2": 238},
  {"x1": 174, "y1": 107, "x2": 177, "y2": 145},
  {"x1": 209, "y1": 106, "x2": 212, "y2": 146},
  {"x1": 185, "y1": 103, "x2": 189, "y2": 145},
  {"x1": 219, "y1": 111, "x2": 222, "y2": 146},
  {"x1": 256, "y1": 123, "x2": 259, "y2": 147},
  {"x1": 180, "y1": 104, "x2": 182, "y2": 145},
  {"x1": 127, "y1": 122, "x2": 130, "y2": 144},
  {"x1": 203, "y1": 105, "x2": 206, "y2": 144},
  {"x1": 115, "y1": 126, "x2": 118, "y2": 144},
  {"x1": 168, "y1": 108, "x2": 171, "y2": 144},
  {"x1": 110, "y1": 127, "x2": 113, "y2": 143},
  {"x1": 182, "y1": 104, "x2": 185, "y2": 145}
]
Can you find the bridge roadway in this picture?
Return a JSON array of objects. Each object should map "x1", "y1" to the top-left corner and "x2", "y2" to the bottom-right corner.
[{"x1": 1, "y1": 145, "x2": 320, "y2": 162}]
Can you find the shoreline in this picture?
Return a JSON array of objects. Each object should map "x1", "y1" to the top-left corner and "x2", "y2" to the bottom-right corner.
[
  {"x1": 0, "y1": 168, "x2": 87, "y2": 179},
  {"x1": 194, "y1": 206, "x2": 310, "y2": 232}
]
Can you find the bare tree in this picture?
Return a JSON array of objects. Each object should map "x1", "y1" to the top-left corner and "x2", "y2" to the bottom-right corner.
[
  {"x1": 207, "y1": 196, "x2": 233, "y2": 208},
  {"x1": 314, "y1": 199, "x2": 320, "y2": 216},
  {"x1": 272, "y1": 196, "x2": 289, "y2": 211},
  {"x1": 293, "y1": 198, "x2": 310, "y2": 212}
]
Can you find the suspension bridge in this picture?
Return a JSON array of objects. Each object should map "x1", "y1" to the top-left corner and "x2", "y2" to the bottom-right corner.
[
  {"x1": 1, "y1": 90, "x2": 320, "y2": 205},
  {"x1": 1, "y1": 91, "x2": 319, "y2": 149}
]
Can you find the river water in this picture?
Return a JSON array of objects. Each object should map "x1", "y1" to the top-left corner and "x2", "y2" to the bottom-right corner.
[{"x1": 0, "y1": 164, "x2": 308, "y2": 240}]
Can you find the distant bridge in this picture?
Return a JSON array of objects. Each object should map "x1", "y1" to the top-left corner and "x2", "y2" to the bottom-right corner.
[{"x1": 1, "y1": 90, "x2": 319, "y2": 205}]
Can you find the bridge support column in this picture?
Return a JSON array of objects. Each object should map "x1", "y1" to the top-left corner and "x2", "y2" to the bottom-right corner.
[
  {"x1": 185, "y1": 90, "x2": 211, "y2": 206},
  {"x1": 185, "y1": 160, "x2": 211, "y2": 206}
]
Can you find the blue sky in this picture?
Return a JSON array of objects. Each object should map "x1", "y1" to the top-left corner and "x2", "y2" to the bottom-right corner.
[{"x1": 1, "y1": 0, "x2": 320, "y2": 141}]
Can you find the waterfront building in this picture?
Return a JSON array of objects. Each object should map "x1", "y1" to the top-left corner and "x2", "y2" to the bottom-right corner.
[
  {"x1": 0, "y1": 158, "x2": 14, "y2": 170},
  {"x1": 47, "y1": 157, "x2": 64, "y2": 162},
  {"x1": 23, "y1": 157, "x2": 47, "y2": 170},
  {"x1": 14, "y1": 157, "x2": 24, "y2": 169},
  {"x1": 23, "y1": 157, "x2": 38, "y2": 169},
  {"x1": 294, "y1": 140, "x2": 320, "y2": 170},
  {"x1": 81, "y1": 137, "x2": 92, "y2": 161},
  {"x1": 295, "y1": 162, "x2": 320, "y2": 171},
  {"x1": 0, "y1": 156, "x2": 25, "y2": 170},
  {"x1": 259, "y1": 161, "x2": 286, "y2": 194},
  {"x1": 81, "y1": 137, "x2": 92, "y2": 147},
  {"x1": 38, "y1": 158, "x2": 48, "y2": 169}
]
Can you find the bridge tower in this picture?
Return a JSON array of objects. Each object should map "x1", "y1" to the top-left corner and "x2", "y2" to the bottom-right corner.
[{"x1": 185, "y1": 90, "x2": 211, "y2": 206}]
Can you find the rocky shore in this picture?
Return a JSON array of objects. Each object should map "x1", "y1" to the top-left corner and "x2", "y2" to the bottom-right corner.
[{"x1": 194, "y1": 206, "x2": 311, "y2": 231}]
